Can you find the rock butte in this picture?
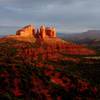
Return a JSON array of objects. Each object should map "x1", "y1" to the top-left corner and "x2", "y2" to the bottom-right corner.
[
  {"x1": 6, "y1": 24, "x2": 65, "y2": 43},
  {"x1": 16, "y1": 24, "x2": 57, "y2": 39}
]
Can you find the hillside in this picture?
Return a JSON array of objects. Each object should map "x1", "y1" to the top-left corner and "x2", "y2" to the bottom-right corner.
[
  {"x1": 0, "y1": 25, "x2": 99, "y2": 100},
  {"x1": 59, "y1": 30, "x2": 100, "y2": 41}
]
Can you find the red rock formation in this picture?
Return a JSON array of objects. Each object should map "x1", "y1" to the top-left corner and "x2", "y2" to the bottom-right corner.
[
  {"x1": 52, "y1": 27, "x2": 56, "y2": 37},
  {"x1": 45, "y1": 27, "x2": 56, "y2": 38},
  {"x1": 16, "y1": 25, "x2": 35, "y2": 37},
  {"x1": 39, "y1": 25, "x2": 46, "y2": 38},
  {"x1": 39, "y1": 26, "x2": 57, "y2": 38},
  {"x1": 45, "y1": 27, "x2": 53, "y2": 37},
  {"x1": 16, "y1": 24, "x2": 57, "y2": 39}
]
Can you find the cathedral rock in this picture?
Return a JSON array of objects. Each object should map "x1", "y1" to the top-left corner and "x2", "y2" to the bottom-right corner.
[{"x1": 16, "y1": 24, "x2": 57, "y2": 39}]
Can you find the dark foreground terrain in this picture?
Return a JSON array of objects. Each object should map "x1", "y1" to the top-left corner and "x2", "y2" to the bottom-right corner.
[{"x1": 0, "y1": 37, "x2": 99, "y2": 100}]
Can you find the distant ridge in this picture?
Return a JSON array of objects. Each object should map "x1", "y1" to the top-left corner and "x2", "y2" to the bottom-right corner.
[{"x1": 58, "y1": 30, "x2": 100, "y2": 41}]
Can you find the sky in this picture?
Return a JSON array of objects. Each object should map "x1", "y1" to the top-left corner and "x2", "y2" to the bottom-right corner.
[{"x1": 0, "y1": 0, "x2": 100, "y2": 33}]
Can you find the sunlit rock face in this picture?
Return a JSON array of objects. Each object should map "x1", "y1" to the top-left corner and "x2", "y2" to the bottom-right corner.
[
  {"x1": 16, "y1": 25, "x2": 35, "y2": 37},
  {"x1": 45, "y1": 27, "x2": 56, "y2": 38},
  {"x1": 39, "y1": 25, "x2": 57, "y2": 39},
  {"x1": 16, "y1": 24, "x2": 57, "y2": 39},
  {"x1": 39, "y1": 25, "x2": 46, "y2": 38}
]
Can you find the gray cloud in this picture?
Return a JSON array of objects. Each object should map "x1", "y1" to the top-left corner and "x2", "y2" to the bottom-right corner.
[{"x1": 0, "y1": 0, "x2": 100, "y2": 33}]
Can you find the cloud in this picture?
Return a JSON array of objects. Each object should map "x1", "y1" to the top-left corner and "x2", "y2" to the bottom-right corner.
[{"x1": 0, "y1": 0, "x2": 100, "y2": 32}]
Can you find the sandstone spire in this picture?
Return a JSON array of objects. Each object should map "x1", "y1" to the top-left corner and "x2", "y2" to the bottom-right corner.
[
  {"x1": 40, "y1": 25, "x2": 46, "y2": 38},
  {"x1": 52, "y1": 27, "x2": 56, "y2": 37}
]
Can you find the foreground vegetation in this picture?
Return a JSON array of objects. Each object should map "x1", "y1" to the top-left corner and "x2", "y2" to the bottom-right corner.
[{"x1": 0, "y1": 39, "x2": 99, "y2": 100}]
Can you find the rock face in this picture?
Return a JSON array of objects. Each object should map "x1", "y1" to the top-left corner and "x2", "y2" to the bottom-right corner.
[
  {"x1": 16, "y1": 25, "x2": 35, "y2": 37},
  {"x1": 45, "y1": 27, "x2": 56, "y2": 38},
  {"x1": 16, "y1": 24, "x2": 57, "y2": 39},
  {"x1": 39, "y1": 25, "x2": 46, "y2": 38}
]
